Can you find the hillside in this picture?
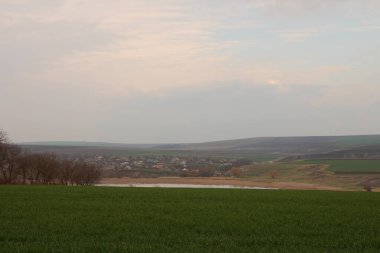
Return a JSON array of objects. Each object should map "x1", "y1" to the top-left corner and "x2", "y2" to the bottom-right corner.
[
  {"x1": 21, "y1": 141, "x2": 160, "y2": 149},
  {"x1": 21, "y1": 135, "x2": 380, "y2": 159},
  {"x1": 281, "y1": 145, "x2": 380, "y2": 161},
  {"x1": 158, "y1": 135, "x2": 380, "y2": 153}
]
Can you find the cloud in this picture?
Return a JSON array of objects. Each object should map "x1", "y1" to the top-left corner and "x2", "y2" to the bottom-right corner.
[
  {"x1": 318, "y1": 66, "x2": 351, "y2": 74},
  {"x1": 317, "y1": 80, "x2": 380, "y2": 107},
  {"x1": 247, "y1": 0, "x2": 380, "y2": 14},
  {"x1": 1, "y1": 0, "x2": 380, "y2": 142},
  {"x1": 280, "y1": 31, "x2": 317, "y2": 42},
  {"x1": 2, "y1": 0, "x2": 378, "y2": 92},
  {"x1": 348, "y1": 25, "x2": 380, "y2": 32},
  {"x1": 5, "y1": 1, "x2": 281, "y2": 95}
]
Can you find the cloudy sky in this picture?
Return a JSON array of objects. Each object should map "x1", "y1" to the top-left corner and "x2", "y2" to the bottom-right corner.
[{"x1": 1, "y1": 0, "x2": 380, "y2": 143}]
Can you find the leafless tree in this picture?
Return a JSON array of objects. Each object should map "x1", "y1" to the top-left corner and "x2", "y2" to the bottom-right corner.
[
  {"x1": 231, "y1": 167, "x2": 241, "y2": 177},
  {"x1": 0, "y1": 130, "x2": 102, "y2": 185},
  {"x1": 0, "y1": 130, "x2": 8, "y2": 144},
  {"x1": 17, "y1": 151, "x2": 33, "y2": 184},
  {"x1": 36, "y1": 153, "x2": 59, "y2": 184},
  {"x1": 0, "y1": 144, "x2": 21, "y2": 184},
  {"x1": 58, "y1": 159, "x2": 76, "y2": 185},
  {"x1": 72, "y1": 160, "x2": 101, "y2": 185},
  {"x1": 363, "y1": 183, "x2": 373, "y2": 192},
  {"x1": 0, "y1": 130, "x2": 8, "y2": 183},
  {"x1": 25, "y1": 153, "x2": 57, "y2": 184},
  {"x1": 270, "y1": 171, "x2": 279, "y2": 179},
  {"x1": 199, "y1": 167, "x2": 215, "y2": 177}
]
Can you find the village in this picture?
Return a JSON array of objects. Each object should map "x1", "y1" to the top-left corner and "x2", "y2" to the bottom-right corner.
[{"x1": 84, "y1": 154, "x2": 252, "y2": 178}]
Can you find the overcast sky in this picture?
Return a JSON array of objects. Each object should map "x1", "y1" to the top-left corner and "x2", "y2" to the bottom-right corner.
[{"x1": 1, "y1": 0, "x2": 380, "y2": 143}]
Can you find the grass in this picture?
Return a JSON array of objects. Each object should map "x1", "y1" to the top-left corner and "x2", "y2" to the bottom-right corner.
[
  {"x1": 241, "y1": 163, "x2": 305, "y2": 177},
  {"x1": 335, "y1": 135, "x2": 380, "y2": 147},
  {"x1": 303, "y1": 159, "x2": 380, "y2": 173},
  {"x1": 1, "y1": 186, "x2": 380, "y2": 253}
]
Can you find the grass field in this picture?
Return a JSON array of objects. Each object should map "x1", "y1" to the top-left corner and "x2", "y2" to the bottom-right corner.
[
  {"x1": 303, "y1": 159, "x2": 380, "y2": 173},
  {"x1": 1, "y1": 186, "x2": 380, "y2": 253},
  {"x1": 336, "y1": 135, "x2": 380, "y2": 147}
]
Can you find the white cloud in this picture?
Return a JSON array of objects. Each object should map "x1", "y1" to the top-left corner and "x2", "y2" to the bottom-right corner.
[
  {"x1": 280, "y1": 31, "x2": 316, "y2": 42},
  {"x1": 1, "y1": 0, "x2": 380, "y2": 142},
  {"x1": 7, "y1": 1, "x2": 280, "y2": 95},
  {"x1": 349, "y1": 25, "x2": 380, "y2": 32}
]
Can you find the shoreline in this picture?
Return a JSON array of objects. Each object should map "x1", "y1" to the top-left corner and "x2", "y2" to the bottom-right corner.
[
  {"x1": 96, "y1": 183, "x2": 278, "y2": 190},
  {"x1": 99, "y1": 177, "x2": 351, "y2": 191}
]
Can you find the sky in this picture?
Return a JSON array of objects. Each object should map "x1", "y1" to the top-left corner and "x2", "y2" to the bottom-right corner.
[{"x1": 1, "y1": 0, "x2": 380, "y2": 143}]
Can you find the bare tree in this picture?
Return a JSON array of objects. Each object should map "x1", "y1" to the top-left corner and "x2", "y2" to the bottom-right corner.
[
  {"x1": 37, "y1": 154, "x2": 59, "y2": 184},
  {"x1": 0, "y1": 130, "x2": 102, "y2": 185},
  {"x1": 0, "y1": 144, "x2": 21, "y2": 184},
  {"x1": 199, "y1": 167, "x2": 215, "y2": 177},
  {"x1": 17, "y1": 151, "x2": 33, "y2": 184},
  {"x1": 84, "y1": 163, "x2": 102, "y2": 185},
  {"x1": 0, "y1": 130, "x2": 8, "y2": 183},
  {"x1": 72, "y1": 160, "x2": 101, "y2": 185},
  {"x1": 26, "y1": 154, "x2": 44, "y2": 184},
  {"x1": 269, "y1": 171, "x2": 279, "y2": 179},
  {"x1": 231, "y1": 167, "x2": 241, "y2": 177},
  {"x1": 0, "y1": 130, "x2": 8, "y2": 144},
  {"x1": 58, "y1": 159, "x2": 76, "y2": 185},
  {"x1": 363, "y1": 183, "x2": 373, "y2": 192}
]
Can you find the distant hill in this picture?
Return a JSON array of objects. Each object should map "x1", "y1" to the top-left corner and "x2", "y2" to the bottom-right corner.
[
  {"x1": 281, "y1": 145, "x2": 380, "y2": 161},
  {"x1": 156, "y1": 135, "x2": 380, "y2": 153},
  {"x1": 21, "y1": 141, "x2": 161, "y2": 149},
  {"x1": 20, "y1": 135, "x2": 380, "y2": 159}
]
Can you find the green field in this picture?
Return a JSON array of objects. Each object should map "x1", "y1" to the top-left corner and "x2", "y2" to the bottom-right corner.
[
  {"x1": 335, "y1": 135, "x2": 380, "y2": 147},
  {"x1": 304, "y1": 159, "x2": 380, "y2": 173},
  {"x1": 1, "y1": 186, "x2": 380, "y2": 253}
]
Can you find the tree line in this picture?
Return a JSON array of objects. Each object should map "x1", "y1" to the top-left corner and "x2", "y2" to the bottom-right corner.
[{"x1": 0, "y1": 130, "x2": 101, "y2": 185}]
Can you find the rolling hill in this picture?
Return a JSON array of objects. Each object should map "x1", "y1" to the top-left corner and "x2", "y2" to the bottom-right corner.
[{"x1": 21, "y1": 135, "x2": 380, "y2": 160}]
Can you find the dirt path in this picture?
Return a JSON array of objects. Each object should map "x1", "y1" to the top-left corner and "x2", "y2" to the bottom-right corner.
[{"x1": 100, "y1": 177, "x2": 348, "y2": 191}]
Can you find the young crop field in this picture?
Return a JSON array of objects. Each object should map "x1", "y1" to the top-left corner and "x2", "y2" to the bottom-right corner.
[
  {"x1": 304, "y1": 159, "x2": 380, "y2": 173},
  {"x1": 335, "y1": 135, "x2": 380, "y2": 147},
  {"x1": 1, "y1": 186, "x2": 380, "y2": 253}
]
